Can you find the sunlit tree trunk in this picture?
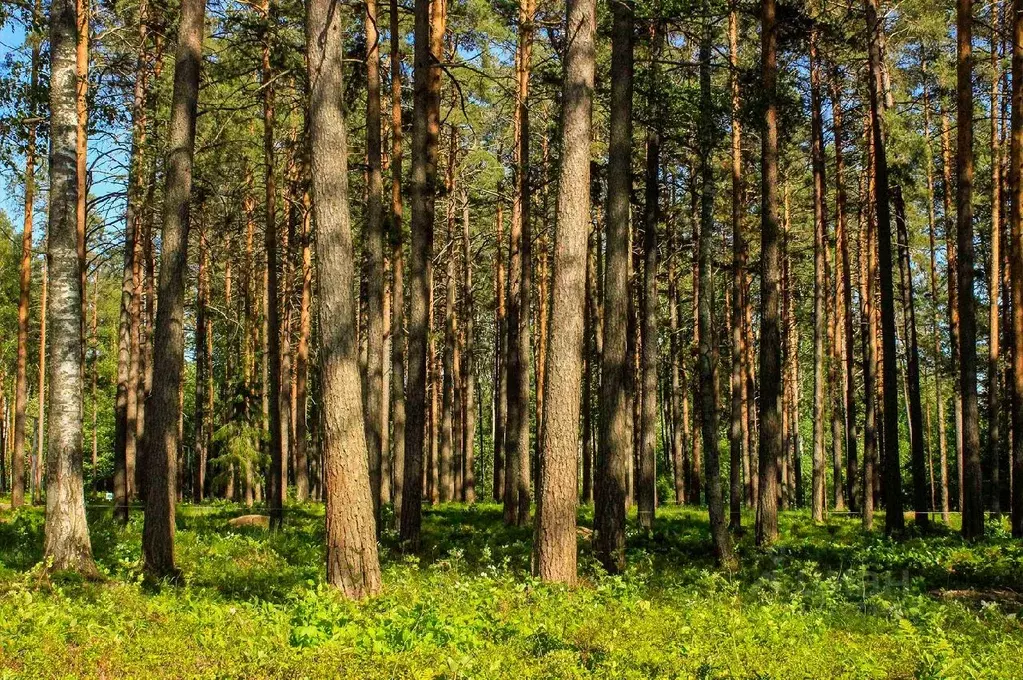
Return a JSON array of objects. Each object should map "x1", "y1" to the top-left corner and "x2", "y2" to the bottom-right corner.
[
  {"x1": 809, "y1": 21, "x2": 828, "y2": 522},
  {"x1": 42, "y1": 0, "x2": 96, "y2": 576},
  {"x1": 1009, "y1": 0, "x2": 1023, "y2": 537},
  {"x1": 492, "y1": 201, "x2": 506, "y2": 502},
  {"x1": 388, "y1": 0, "x2": 406, "y2": 515},
  {"x1": 307, "y1": 0, "x2": 382, "y2": 596},
  {"x1": 532, "y1": 0, "x2": 593, "y2": 582}
]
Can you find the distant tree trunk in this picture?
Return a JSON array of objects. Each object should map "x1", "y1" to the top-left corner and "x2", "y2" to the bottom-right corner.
[
  {"x1": 596, "y1": 0, "x2": 633, "y2": 572},
  {"x1": 1010, "y1": 0, "x2": 1023, "y2": 538},
  {"x1": 35, "y1": 245, "x2": 47, "y2": 506},
  {"x1": 727, "y1": 2, "x2": 745, "y2": 528},
  {"x1": 956, "y1": 0, "x2": 983, "y2": 540},
  {"x1": 938, "y1": 107, "x2": 965, "y2": 513},
  {"x1": 42, "y1": 0, "x2": 96, "y2": 576},
  {"x1": 830, "y1": 71, "x2": 856, "y2": 512},
  {"x1": 582, "y1": 222, "x2": 597, "y2": 504},
  {"x1": 695, "y1": 11, "x2": 734, "y2": 567},
  {"x1": 12, "y1": 0, "x2": 42, "y2": 510},
  {"x1": 989, "y1": 10, "x2": 1004, "y2": 519},
  {"x1": 920, "y1": 62, "x2": 950, "y2": 523},
  {"x1": 193, "y1": 216, "x2": 209, "y2": 502},
  {"x1": 860, "y1": 139, "x2": 879, "y2": 530},
  {"x1": 389, "y1": 0, "x2": 406, "y2": 516},
  {"x1": 756, "y1": 0, "x2": 783, "y2": 546},
  {"x1": 532, "y1": 0, "x2": 593, "y2": 582},
  {"x1": 809, "y1": 22, "x2": 827, "y2": 523},
  {"x1": 461, "y1": 193, "x2": 476, "y2": 503},
  {"x1": 364, "y1": 0, "x2": 385, "y2": 524},
  {"x1": 295, "y1": 189, "x2": 312, "y2": 501},
  {"x1": 307, "y1": 0, "x2": 382, "y2": 597},
  {"x1": 668, "y1": 222, "x2": 687, "y2": 505},
  {"x1": 893, "y1": 185, "x2": 929, "y2": 525},
  {"x1": 142, "y1": 0, "x2": 205, "y2": 579},
  {"x1": 492, "y1": 200, "x2": 506, "y2": 502},
  {"x1": 262, "y1": 0, "x2": 288, "y2": 530},
  {"x1": 864, "y1": 0, "x2": 904, "y2": 534},
  {"x1": 400, "y1": 0, "x2": 446, "y2": 550},
  {"x1": 504, "y1": 0, "x2": 534, "y2": 527},
  {"x1": 638, "y1": 18, "x2": 662, "y2": 531}
]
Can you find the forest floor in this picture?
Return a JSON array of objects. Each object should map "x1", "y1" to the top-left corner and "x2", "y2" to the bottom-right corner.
[{"x1": 0, "y1": 500, "x2": 1022, "y2": 679}]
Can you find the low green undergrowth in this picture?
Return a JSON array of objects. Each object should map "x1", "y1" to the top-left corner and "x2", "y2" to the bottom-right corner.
[{"x1": 0, "y1": 501, "x2": 1021, "y2": 678}]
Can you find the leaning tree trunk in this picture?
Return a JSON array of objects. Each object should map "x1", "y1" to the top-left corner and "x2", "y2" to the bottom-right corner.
[
  {"x1": 956, "y1": 0, "x2": 984, "y2": 540},
  {"x1": 756, "y1": 0, "x2": 783, "y2": 546},
  {"x1": 532, "y1": 0, "x2": 593, "y2": 583},
  {"x1": 42, "y1": 0, "x2": 96, "y2": 576},
  {"x1": 141, "y1": 0, "x2": 205, "y2": 579},
  {"x1": 306, "y1": 0, "x2": 382, "y2": 597}
]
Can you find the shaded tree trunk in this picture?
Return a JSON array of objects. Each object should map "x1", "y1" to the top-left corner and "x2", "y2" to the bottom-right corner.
[
  {"x1": 389, "y1": 0, "x2": 406, "y2": 516},
  {"x1": 809, "y1": 23, "x2": 828, "y2": 522}
]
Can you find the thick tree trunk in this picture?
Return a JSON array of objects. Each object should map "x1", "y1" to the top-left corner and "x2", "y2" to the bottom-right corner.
[
  {"x1": 42, "y1": 0, "x2": 96, "y2": 576},
  {"x1": 596, "y1": 0, "x2": 633, "y2": 572},
  {"x1": 756, "y1": 0, "x2": 783, "y2": 546},
  {"x1": 400, "y1": 0, "x2": 445, "y2": 550},
  {"x1": 306, "y1": 0, "x2": 382, "y2": 597},
  {"x1": 532, "y1": 0, "x2": 593, "y2": 582},
  {"x1": 142, "y1": 0, "x2": 205, "y2": 579},
  {"x1": 956, "y1": 0, "x2": 983, "y2": 540}
]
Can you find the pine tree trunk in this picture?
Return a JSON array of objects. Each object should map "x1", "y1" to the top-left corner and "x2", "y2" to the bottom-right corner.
[
  {"x1": 12, "y1": 0, "x2": 41, "y2": 510},
  {"x1": 295, "y1": 189, "x2": 312, "y2": 501},
  {"x1": 727, "y1": 3, "x2": 745, "y2": 527},
  {"x1": 809, "y1": 24, "x2": 828, "y2": 522},
  {"x1": 756, "y1": 0, "x2": 783, "y2": 546},
  {"x1": 956, "y1": 0, "x2": 983, "y2": 540},
  {"x1": 532, "y1": 0, "x2": 593, "y2": 582},
  {"x1": 306, "y1": 0, "x2": 382, "y2": 596},
  {"x1": 492, "y1": 201, "x2": 506, "y2": 502},
  {"x1": 142, "y1": 0, "x2": 205, "y2": 579},
  {"x1": 596, "y1": 0, "x2": 634, "y2": 572},
  {"x1": 388, "y1": 0, "x2": 405, "y2": 516},
  {"x1": 1009, "y1": 0, "x2": 1023, "y2": 538},
  {"x1": 42, "y1": 0, "x2": 96, "y2": 576},
  {"x1": 864, "y1": 0, "x2": 905, "y2": 534},
  {"x1": 193, "y1": 215, "x2": 209, "y2": 503},
  {"x1": 400, "y1": 0, "x2": 446, "y2": 550},
  {"x1": 989, "y1": 10, "x2": 1004, "y2": 519}
]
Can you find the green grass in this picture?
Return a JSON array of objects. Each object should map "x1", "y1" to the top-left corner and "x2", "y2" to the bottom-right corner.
[{"x1": 1, "y1": 499, "x2": 1022, "y2": 679}]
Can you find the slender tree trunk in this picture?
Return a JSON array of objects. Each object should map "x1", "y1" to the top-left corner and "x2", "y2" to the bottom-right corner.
[
  {"x1": 12, "y1": 0, "x2": 42, "y2": 510},
  {"x1": 389, "y1": 0, "x2": 405, "y2": 516},
  {"x1": 193, "y1": 216, "x2": 209, "y2": 503},
  {"x1": 756, "y1": 0, "x2": 783, "y2": 546},
  {"x1": 1010, "y1": 0, "x2": 1023, "y2": 537},
  {"x1": 596, "y1": 0, "x2": 633, "y2": 572},
  {"x1": 307, "y1": 0, "x2": 382, "y2": 596},
  {"x1": 493, "y1": 201, "x2": 507, "y2": 501},
  {"x1": 440, "y1": 127, "x2": 458, "y2": 503},
  {"x1": 864, "y1": 0, "x2": 904, "y2": 534},
  {"x1": 727, "y1": 2, "x2": 745, "y2": 528},
  {"x1": 532, "y1": 0, "x2": 593, "y2": 582},
  {"x1": 989, "y1": 9, "x2": 1004, "y2": 519},
  {"x1": 956, "y1": 0, "x2": 983, "y2": 539},
  {"x1": 504, "y1": 0, "x2": 534, "y2": 527},
  {"x1": 142, "y1": 0, "x2": 205, "y2": 579},
  {"x1": 809, "y1": 22, "x2": 828, "y2": 522},
  {"x1": 860, "y1": 143, "x2": 879, "y2": 530},
  {"x1": 35, "y1": 243, "x2": 47, "y2": 506},
  {"x1": 893, "y1": 185, "x2": 929, "y2": 525},
  {"x1": 42, "y1": 0, "x2": 96, "y2": 576},
  {"x1": 364, "y1": 0, "x2": 385, "y2": 523},
  {"x1": 400, "y1": 0, "x2": 446, "y2": 550},
  {"x1": 295, "y1": 189, "x2": 312, "y2": 501}
]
